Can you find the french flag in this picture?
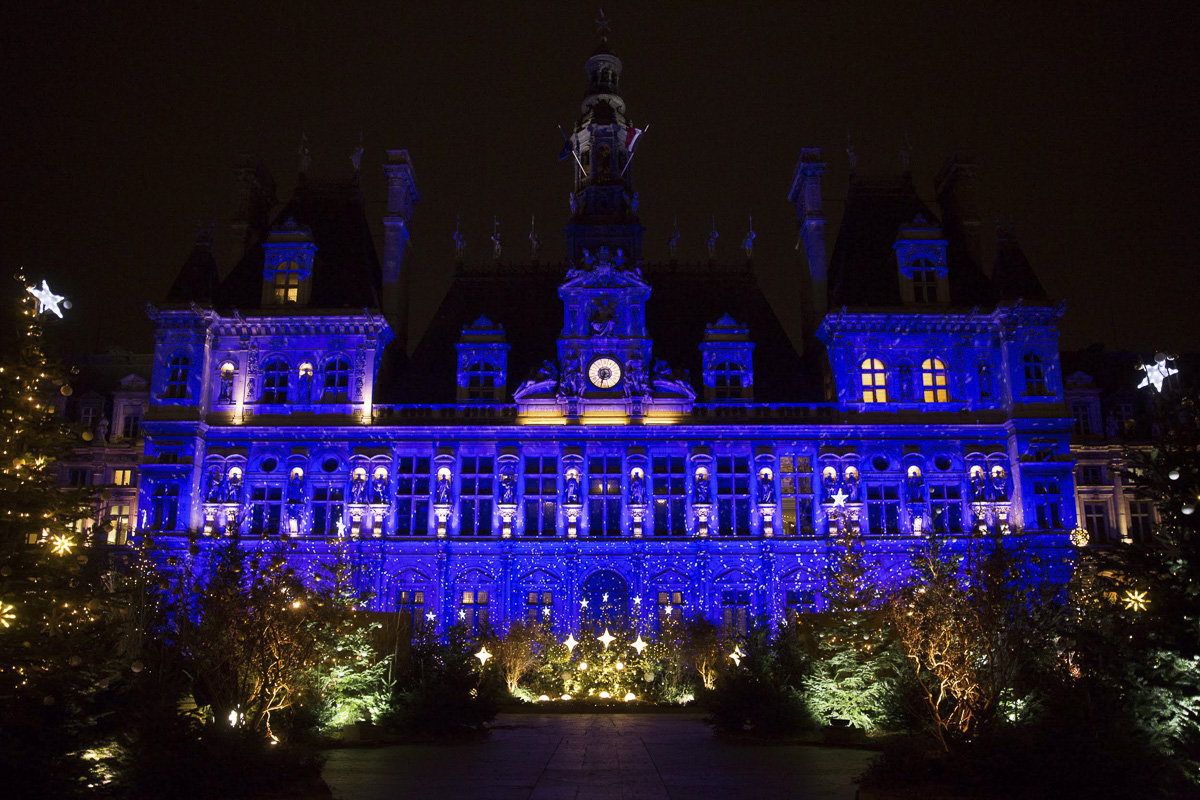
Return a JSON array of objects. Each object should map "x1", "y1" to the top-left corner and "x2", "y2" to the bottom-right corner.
[{"x1": 625, "y1": 125, "x2": 645, "y2": 151}]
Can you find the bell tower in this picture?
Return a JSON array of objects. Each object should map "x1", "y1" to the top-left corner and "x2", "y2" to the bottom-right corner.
[{"x1": 563, "y1": 29, "x2": 645, "y2": 266}]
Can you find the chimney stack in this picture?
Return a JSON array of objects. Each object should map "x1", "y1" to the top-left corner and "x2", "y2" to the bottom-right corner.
[
  {"x1": 382, "y1": 150, "x2": 420, "y2": 353},
  {"x1": 935, "y1": 152, "x2": 981, "y2": 272},
  {"x1": 788, "y1": 147, "x2": 828, "y2": 338},
  {"x1": 230, "y1": 155, "x2": 277, "y2": 269}
]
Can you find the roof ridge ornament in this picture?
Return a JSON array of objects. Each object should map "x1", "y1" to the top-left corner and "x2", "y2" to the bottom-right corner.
[{"x1": 595, "y1": 7, "x2": 611, "y2": 39}]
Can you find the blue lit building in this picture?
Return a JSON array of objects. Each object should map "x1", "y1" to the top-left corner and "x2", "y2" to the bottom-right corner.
[{"x1": 140, "y1": 39, "x2": 1075, "y2": 635}]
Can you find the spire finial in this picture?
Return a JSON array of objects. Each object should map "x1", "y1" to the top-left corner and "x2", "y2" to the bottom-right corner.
[
  {"x1": 742, "y1": 214, "x2": 755, "y2": 260},
  {"x1": 351, "y1": 132, "x2": 364, "y2": 172},
  {"x1": 529, "y1": 214, "x2": 540, "y2": 259},
  {"x1": 298, "y1": 132, "x2": 311, "y2": 175},
  {"x1": 705, "y1": 215, "x2": 719, "y2": 259},
  {"x1": 668, "y1": 216, "x2": 680, "y2": 259},
  {"x1": 491, "y1": 216, "x2": 502, "y2": 261},
  {"x1": 595, "y1": 7, "x2": 611, "y2": 38},
  {"x1": 453, "y1": 215, "x2": 466, "y2": 260},
  {"x1": 845, "y1": 130, "x2": 857, "y2": 171}
]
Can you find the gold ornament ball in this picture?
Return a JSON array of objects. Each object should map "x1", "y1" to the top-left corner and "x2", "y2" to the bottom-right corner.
[
  {"x1": 81, "y1": 430, "x2": 93, "y2": 442},
  {"x1": 59, "y1": 384, "x2": 72, "y2": 397},
  {"x1": 130, "y1": 661, "x2": 144, "y2": 673}
]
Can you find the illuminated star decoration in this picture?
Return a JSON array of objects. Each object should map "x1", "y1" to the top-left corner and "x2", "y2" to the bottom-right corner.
[
  {"x1": 564, "y1": 634, "x2": 579, "y2": 653},
  {"x1": 580, "y1": 598, "x2": 589, "y2": 609},
  {"x1": 831, "y1": 488, "x2": 849, "y2": 508},
  {"x1": 0, "y1": 602, "x2": 15, "y2": 628},
  {"x1": 475, "y1": 647, "x2": 492, "y2": 667},
  {"x1": 729, "y1": 645, "x2": 746, "y2": 667},
  {"x1": 51, "y1": 534, "x2": 75, "y2": 556},
  {"x1": 664, "y1": 604, "x2": 673, "y2": 614},
  {"x1": 458, "y1": 609, "x2": 466, "y2": 620},
  {"x1": 28, "y1": 280, "x2": 67, "y2": 318},
  {"x1": 1137, "y1": 357, "x2": 1178, "y2": 392},
  {"x1": 631, "y1": 635, "x2": 648, "y2": 655},
  {"x1": 542, "y1": 606, "x2": 552, "y2": 617},
  {"x1": 1123, "y1": 589, "x2": 1149, "y2": 612},
  {"x1": 425, "y1": 611, "x2": 436, "y2": 621},
  {"x1": 597, "y1": 628, "x2": 616, "y2": 649},
  {"x1": 335, "y1": 519, "x2": 346, "y2": 538},
  {"x1": 632, "y1": 596, "x2": 641, "y2": 606},
  {"x1": 602, "y1": 592, "x2": 609, "y2": 602}
]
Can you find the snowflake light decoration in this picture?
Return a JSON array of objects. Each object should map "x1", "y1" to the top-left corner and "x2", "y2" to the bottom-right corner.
[
  {"x1": 1137, "y1": 356, "x2": 1178, "y2": 393},
  {"x1": 1070, "y1": 527, "x2": 1090, "y2": 547},
  {"x1": 1123, "y1": 589, "x2": 1149, "y2": 612},
  {"x1": 50, "y1": 534, "x2": 74, "y2": 556},
  {"x1": 0, "y1": 602, "x2": 14, "y2": 628}
]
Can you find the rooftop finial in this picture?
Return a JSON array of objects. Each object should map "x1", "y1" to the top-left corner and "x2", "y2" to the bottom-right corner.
[
  {"x1": 351, "y1": 132, "x2": 364, "y2": 172},
  {"x1": 491, "y1": 216, "x2": 502, "y2": 261},
  {"x1": 668, "y1": 216, "x2": 680, "y2": 259},
  {"x1": 529, "y1": 214, "x2": 540, "y2": 260},
  {"x1": 595, "y1": 7, "x2": 611, "y2": 39},
  {"x1": 453, "y1": 215, "x2": 466, "y2": 260},
  {"x1": 742, "y1": 215, "x2": 755, "y2": 260},
  {"x1": 298, "y1": 132, "x2": 311, "y2": 175},
  {"x1": 845, "y1": 130, "x2": 857, "y2": 171},
  {"x1": 705, "y1": 215, "x2": 719, "y2": 259}
]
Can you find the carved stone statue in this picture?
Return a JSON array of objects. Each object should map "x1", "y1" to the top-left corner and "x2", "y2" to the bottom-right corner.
[
  {"x1": 906, "y1": 471, "x2": 925, "y2": 503},
  {"x1": 694, "y1": 471, "x2": 711, "y2": 505},
  {"x1": 350, "y1": 138, "x2": 364, "y2": 172},
  {"x1": 978, "y1": 364, "x2": 993, "y2": 400},
  {"x1": 287, "y1": 472, "x2": 305, "y2": 504},
  {"x1": 822, "y1": 470, "x2": 840, "y2": 503},
  {"x1": 350, "y1": 473, "x2": 367, "y2": 505},
  {"x1": 204, "y1": 468, "x2": 222, "y2": 503},
  {"x1": 991, "y1": 468, "x2": 1008, "y2": 502},
  {"x1": 529, "y1": 215, "x2": 540, "y2": 260},
  {"x1": 218, "y1": 371, "x2": 234, "y2": 403},
  {"x1": 623, "y1": 358, "x2": 649, "y2": 398},
  {"x1": 899, "y1": 364, "x2": 914, "y2": 401},
  {"x1": 435, "y1": 473, "x2": 452, "y2": 505},
  {"x1": 96, "y1": 414, "x2": 110, "y2": 443},
  {"x1": 499, "y1": 469, "x2": 517, "y2": 505},
  {"x1": 1105, "y1": 410, "x2": 1119, "y2": 439},
  {"x1": 758, "y1": 472, "x2": 774, "y2": 504},
  {"x1": 970, "y1": 470, "x2": 987, "y2": 502},
  {"x1": 557, "y1": 351, "x2": 586, "y2": 398},
  {"x1": 842, "y1": 469, "x2": 860, "y2": 502},
  {"x1": 297, "y1": 369, "x2": 312, "y2": 403},
  {"x1": 225, "y1": 470, "x2": 243, "y2": 504},
  {"x1": 371, "y1": 472, "x2": 388, "y2": 504},
  {"x1": 742, "y1": 221, "x2": 755, "y2": 259},
  {"x1": 630, "y1": 471, "x2": 647, "y2": 505},
  {"x1": 564, "y1": 472, "x2": 581, "y2": 505},
  {"x1": 705, "y1": 219, "x2": 719, "y2": 258},
  {"x1": 589, "y1": 299, "x2": 617, "y2": 336},
  {"x1": 298, "y1": 133, "x2": 311, "y2": 174},
  {"x1": 631, "y1": 192, "x2": 640, "y2": 213},
  {"x1": 515, "y1": 361, "x2": 559, "y2": 399},
  {"x1": 491, "y1": 217, "x2": 502, "y2": 261},
  {"x1": 650, "y1": 360, "x2": 696, "y2": 400}
]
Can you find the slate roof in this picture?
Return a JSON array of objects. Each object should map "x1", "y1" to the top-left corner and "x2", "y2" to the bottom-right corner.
[
  {"x1": 210, "y1": 178, "x2": 382, "y2": 312},
  {"x1": 165, "y1": 232, "x2": 219, "y2": 304},
  {"x1": 992, "y1": 222, "x2": 1048, "y2": 303},
  {"x1": 385, "y1": 261, "x2": 817, "y2": 404}
]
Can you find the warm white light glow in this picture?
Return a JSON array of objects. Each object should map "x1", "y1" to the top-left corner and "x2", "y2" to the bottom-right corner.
[
  {"x1": 632, "y1": 635, "x2": 648, "y2": 655},
  {"x1": 597, "y1": 628, "x2": 616, "y2": 649},
  {"x1": 475, "y1": 647, "x2": 492, "y2": 666},
  {"x1": 564, "y1": 634, "x2": 578, "y2": 652},
  {"x1": 624, "y1": 692, "x2": 636, "y2": 702}
]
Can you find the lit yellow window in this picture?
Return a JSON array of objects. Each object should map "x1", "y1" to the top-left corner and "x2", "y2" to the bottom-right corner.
[
  {"x1": 861, "y1": 359, "x2": 888, "y2": 403},
  {"x1": 922, "y1": 358, "x2": 949, "y2": 402}
]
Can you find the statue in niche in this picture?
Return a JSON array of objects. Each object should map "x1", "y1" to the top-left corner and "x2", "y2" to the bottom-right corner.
[
  {"x1": 842, "y1": 469, "x2": 860, "y2": 502},
  {"x1": 631, "y1": 193, "x2": 640, "y2": 213},
  {"x1": 589, "y1": 298, "x2": 617, "y2": 336},
  {"x1": 742, "y1": 228, "x2": 756, "y2": 260},
  {"x1": 287, "y1": 472, "x2": 305, "y2": 504},
  {"x1": 822, "y1": 470, "x2": 840, "y2": 503},
  {"x1": 371, "y1": 472, "x2": 388, "y2": 504},
  {"x1": 204, "y1": 468, "x2": 223, "y2": 503},
  {"x1": 499, "y1": 469, "x2": 517, "y2": 505},
  {"x1": 970, "y1": 470, "x2": 987, "y2": 502},
  {"x1": 96, "y1": 415, "x2": 109, "y2": 444},
  {"x1": 704, "y1": 222, "x2": 719, "y2": 258},
  {"x1": 218, "y1": 370, "x2": 234, "y2": 403},
  {"x1": 693, "y1": 471, "x2": 711, "y2": 505},
  {"x1": 629, "y1": 471, "x2": 647, "y2": 505},
  {"x1": 899, "y1": 365, "x2": 914, "y2": 401},
  {"x1": 758, "y1": 472, "x2": 774, "y2": 504},
  {"x1": 978, "y1": 364, "x2": 993, "y2": 400},
  {"x1": 435, "y1": 472, "x2": 452, "y2": 505},
  {"x1": 225, "y1": 470, "x2": 243, "y2": 504},
  {"x1": 349, "y1": 472, "x2": 367, "y2": 504},
  {"x1": 569, "y1": 193, "x2": 578, "y2": 215},
  {"x1": 991, "y1": 468, "x2": 1008, "y2": 502},
  {"x1": 906, "y1": 470, "x2": 925, "y2": 503},
  {"x1": 564, "y1": 472, "x2": 581, "y2": 505},
  {"x1": 297, "y1": 370, "x2": 312, "y2": 403}
]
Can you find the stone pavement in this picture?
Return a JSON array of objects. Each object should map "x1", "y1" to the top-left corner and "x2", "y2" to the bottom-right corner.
[{"x1": 322, "y1": 712, "x2": 875, "y2": 800}]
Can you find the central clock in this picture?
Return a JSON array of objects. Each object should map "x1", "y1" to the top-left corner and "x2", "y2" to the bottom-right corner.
[{"x1": 587, "y1": 357, "x2": 623, "y2": 389}]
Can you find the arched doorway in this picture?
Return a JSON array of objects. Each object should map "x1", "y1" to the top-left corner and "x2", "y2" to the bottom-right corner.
[{"x1": 581, "y1": 570, "x2": 628, "y2": 632}]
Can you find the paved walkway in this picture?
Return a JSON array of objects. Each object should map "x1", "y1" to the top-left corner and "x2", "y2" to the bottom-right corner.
[{"x1": 322, "y1": 713, "x2": 874, "y2": 800}]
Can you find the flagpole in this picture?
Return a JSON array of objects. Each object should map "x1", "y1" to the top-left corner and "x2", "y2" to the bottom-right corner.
[
  {"x1": 619, "y1": 124, "x2": 649, "y2": 177},
  {"x1": 558, "y1": 125, "x2": 588, "y2": 177}
]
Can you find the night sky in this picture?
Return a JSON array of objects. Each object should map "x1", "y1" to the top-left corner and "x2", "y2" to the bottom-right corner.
[{"x1": 2, "y1": 2, "x2": 1196, "y2": 357}]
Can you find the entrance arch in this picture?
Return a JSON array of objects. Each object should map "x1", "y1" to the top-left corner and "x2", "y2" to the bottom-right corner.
[{"x1": 581, "y1": 569, "x2": 628, "y2": 632}]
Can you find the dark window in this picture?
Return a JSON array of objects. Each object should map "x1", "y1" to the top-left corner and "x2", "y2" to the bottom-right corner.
[
  {"x1": 67, "y1": 467, "x2": 89, "y2": 487},
  {"x1": 1078, "y1": 465, "x2": 1104, "y2": 485},
  {"x1": 525, "y1": 591, "x2": 553, "y2": 625},
  {"x1": 1072, "y1": 402, "x2": 1095, "y2": 435},
  {"x1": 80, "y1": 405, "x2": 98, "y2": 426},
  {"x1": 459, "y1": 589, "x2": 489, "y2": 635},
  {"x1": 1023, "y1": 353, "x2": 1048, "y2": 396},
  {"x1": 716, "y1": 455, "x2": 752, "y2": 536},
  {"x1": 523, "y1": 456, "x2": 558, "y2": 536},
  {"x1": 1083, "y1": 502, "x2": 1108, "y2": 541},
  {"x1": 711, "y1": 361, "x2": 744, "y2": 400},
  {"x1": 464, "y1": 361, "x2": 501, "y2": 400},
  {"x1": 261, "y1": 359, "x2": 289, "y2": 403},
  {"x1": 164, "y1": 353, "x2": 190, "y2": 399},
  {"x1": 720, "y1": 590, "x2": 751, "y2": 636},
  {"x1": 322, "y1": 358, "x2": 351, "y2": 402},
  {"x1": 912, "y1": 267, "x2": 940, "y2": 303},
  {"x1": 866, "y1": 484, "x2": 901, "y2": 534},
  {"x1": 249, "y1": 486, "x2": 283, "y2": 536},
  {"x1": 1128, "y1": 500, "x2": 1155, "y2": 542},
  {"x1": 588, "y1": 456, "x2": 622, "y2": 536},
  {"x1": 398, "y1": 590, "x2": 425, "y2": 638},
  {"x1": 395, "y1": 456, "x2": 431, "y2": 536},
  {"x1": 656, "y1": 590, "x2": 683, "y2": 631},
  {"x1": 311, "y1": 486, "x2": 345, "y2": 536},
  {"x1": 652, "y1": 455, "x2": 687, "y2": 536},
  {"x1": 1033, "y1": 478, "x2": 1063, "y2": 529},
  {"x1": 779, "y1": 454, "x2": 814, "y2": 536},
  {"x1": 459, "y1": 456, "x2": 494, "y2": 536},
  {"x1": 929, "y1": 483, "x2": 963, "y2": 533},
  {"x1": 122, "y1": 414, "x2": 141, "y2": 439},
  {"x1": 785, "y1": 589, "x2": 817, "y2": 622},
  {"x1": 150, "y1": 482, "x2": 180, "y2": 531}
]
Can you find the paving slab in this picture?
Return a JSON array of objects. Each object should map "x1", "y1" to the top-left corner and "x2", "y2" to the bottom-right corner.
[{"x1": 322, "y1": 712, "x2": 874, "y2": 800}]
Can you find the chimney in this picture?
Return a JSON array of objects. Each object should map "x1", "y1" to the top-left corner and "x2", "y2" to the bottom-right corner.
[
  {"x1": 230, "y1": 155, "x2": 277, "y2": 268},
  {"x1": 935, "y1": 151, "x2": 981, "y2": 271},
  {"x1": 788, "y1": 147, "x2": 827, "y2": 337},
  {"x1": 382, "y1": 150, "x2": 420, "y2": 353}
]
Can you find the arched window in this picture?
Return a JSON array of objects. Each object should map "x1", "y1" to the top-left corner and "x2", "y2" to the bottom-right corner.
[
  {"x1": 163, "y1": 352, "x2": 190, "y2": 399},
  {"x1": 860, "y1": 358, "x2": 888, "y2": 403},
  {"x1": 712, "y1": 361, "x2": 744, "y2": 400},
  {"x1": 261, "y1": 358, "x2": 289, "y2": 403},
  {"x1": 921, "y1": 358, "x2": 949, "y2": 402},
  {"x1": 323, "y1": 357, "x2": 351, "y2": 402},
  {"x1": 465, "y1": 361, "x2": 498, "y2": 400},
  {"x1": 1023, "y1": 352, "x2": 1048, "y2": 396}
]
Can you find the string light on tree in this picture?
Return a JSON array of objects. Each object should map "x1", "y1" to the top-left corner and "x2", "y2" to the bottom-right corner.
[{"x1": 50, "y1": 534, "x2": 74, "y2": 556}]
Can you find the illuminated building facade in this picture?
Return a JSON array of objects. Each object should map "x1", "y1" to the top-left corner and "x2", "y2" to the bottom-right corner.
[{"x1": 139, "y1": 39, "x2": 1075, "y2": 635}]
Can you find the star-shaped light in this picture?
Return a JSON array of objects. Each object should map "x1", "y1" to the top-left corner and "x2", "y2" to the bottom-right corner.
[
  {"x1": 564, "y1": 634, "x2": 579, "y2": 653},
  {"x1": 632, "y1": 596, "x2": 641, "y2": 606},
  {"x1": 831, "y1": 489, "x2": 849, "y2": 508},
  {"x1": 602, "y1": 592, "x2": 609, "y2": 602},
  {"x1": 475, "y1": 647, "x2": 492, "y2": 667},
  {"x1": 50, "y1": 534, "x2": 74, "y2": 556},
  {"x1": 631, "y1": 635, "x2": 648, "y2": 655},
  {"x1": 425, "y1": 611, "x2": 436, "y2": 621},
  {"x1": 458, "y1": 609, "x2": 466, "y2": 620},
  {"x1": 580, "y1": 598, "x2": 589, "y2": 609},
  {"x1": 1137, "y1": 358, "x2": 1179, "y2": 392},
  {"x1": 542, "y1": 606, "x2": 552, "y2": 617},
  {"x1": 0, "y1": 602, "x2": 14, "y2": 628},
  {"x1": 28, "y1": 280, "x2": 66, "y2": 318},
  {"x1": 335, "y1": 519, "x2": 346, "y2": 538},
  {"x1": 729, "y1": 645, "x2": 745, "y2": 667},
  {"x1": 597, "y1": 628, "x2": 616, "y2": 649},
  {"x1": 1123, "y1": 589, "x2": 1149, "y2": 612},
  {"x1": 663, "y1": 604, "x2": 673, "y2": 614}
]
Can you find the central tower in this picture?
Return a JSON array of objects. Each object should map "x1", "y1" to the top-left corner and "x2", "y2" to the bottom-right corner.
[{"x1": 563, "y1": 34, "x2": 645, "y2": 266}]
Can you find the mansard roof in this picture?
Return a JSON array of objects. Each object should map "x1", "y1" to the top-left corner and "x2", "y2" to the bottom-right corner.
[
  {"x1": 992, "y1": 221, "x2": 1048, "y2": 303},
  {"x1": 827, "y1": 173, "x2": 993, "y2": 308},
  {"x1": 385, "y1": 261, "x2": 816, "y2": 404},
  {"x1": 210, "y1": 178, "x2": 382, "y2": 312},
  {"x1": 165, "y1": 230, "x2": 219, "y2": 303}
]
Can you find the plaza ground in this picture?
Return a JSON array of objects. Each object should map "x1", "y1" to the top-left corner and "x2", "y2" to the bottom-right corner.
[{"x1": 322, "y1": 712, "x2": 876, "y2": 800}]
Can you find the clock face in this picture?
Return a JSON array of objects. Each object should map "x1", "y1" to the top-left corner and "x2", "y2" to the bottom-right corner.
[{"x1": 588, "y1": 357, "x2": 623, "y2": 389}]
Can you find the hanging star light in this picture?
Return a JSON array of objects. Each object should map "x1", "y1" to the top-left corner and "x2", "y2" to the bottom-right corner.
[
  {"x1": 632, "y1": 596, "x2": 641, "y2": 605},
  {"x1": 458, "y1": 609, "x2": 466, "y2": 620},
  {"x1": 425, "y1": 611, "x2": 437, "y2": 621},
  {"x1": 831, "y1": 488, "x2": 849, "y2": 508},
  {"x1": 580, "y1": 598, "x2": 589, "y2": 609},
  {"x1": 0, "y1": 602, "x2": 14, "y2": 628},
  {"x1": 475, "y1": 647, "x2": 492, "y2": 667},
  {"x1": 597, "y1": 628, "x2": 616, "y2": 649},
  {"x1": 631, "y1": 635, "x2": 648, "y2": 655},
  {"x1": 602, "y1": 592, "x2": 609, "y2": 602},
  {"x1": 335, "y1": 519, "x2": 346, "y2": 538},
  {"x1": 50, "y1": 534, "x2": 75, "y2": 556},
  {"x1": 1137, "y1": 356, "x2": 1178, "y2": 393},
  {"x1": 1123, "y1": 589, "x2": 1149, "y2": 612},
  {"x1": 28, "y1": 280, "x2": 67, "y2": 318},
  {"x1": 564, "y1": 633, "x2": 579, "y2": 653},
  {"x1": 729, "y1": 645, "x2": 746, "y2": 666},
  {"x1": 664, "y1": 604, "x2": 673, "y2": 614},
  {"x1": 542, "y1": 606, "x2": 552, "y2": 617}
]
